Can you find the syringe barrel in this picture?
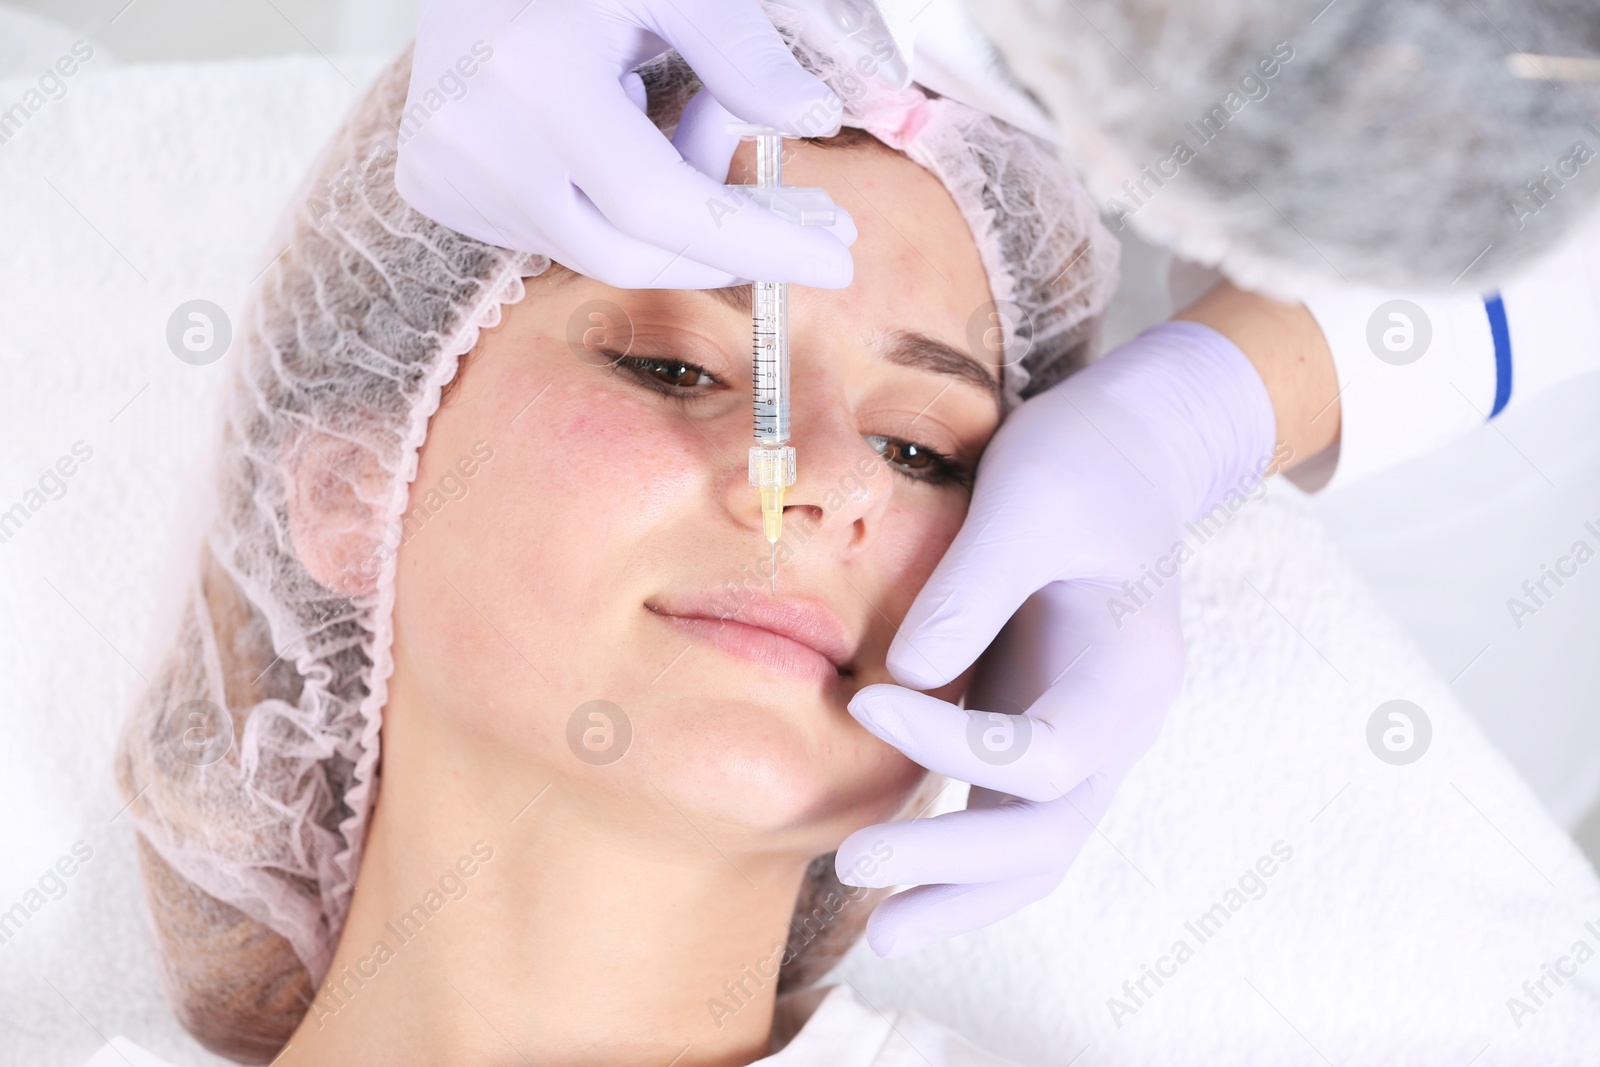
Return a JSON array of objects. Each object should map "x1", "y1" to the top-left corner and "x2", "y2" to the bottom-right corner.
[{"x1": 751, "y1": 279, "x2": 790, "y2": 444}]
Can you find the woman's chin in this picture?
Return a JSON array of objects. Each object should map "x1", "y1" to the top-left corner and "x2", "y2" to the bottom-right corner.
[{"x1": 611, "y1": 705, "x2": 923, "y2": 843}]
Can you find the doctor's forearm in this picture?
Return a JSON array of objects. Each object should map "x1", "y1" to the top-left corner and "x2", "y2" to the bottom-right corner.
[{"x1": 1172, "y1": 279, "x2": 1340, "y2": 470}]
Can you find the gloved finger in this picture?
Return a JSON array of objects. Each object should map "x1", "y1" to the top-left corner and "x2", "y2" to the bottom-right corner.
[
  {"x1": 966, "y1": 579, "x2": 1185, "y2": 793},
  {"x1": 672, "y1": 88, "x2": 859, "y2": 251},
  {"x1": 642, "y1": 0, "x2": 843, "y2": 137},
  {"x1": 620, "y1": 70, "x2": 649, "y2": 114},
  {"x1": 861, "y1": 871, "x2": 1066, "y2": 958},
  {"x1": 850, "y1": 592, "x2": 1178, "y2": 803},
  {"x1": 883, "y1": 450, "x2": 1062, "y2": 690},
  {"x1": 864, "y1": 572, "x2": 1185, "y2": 800},
  {"x1": 672, "y1": 87, "x2": 744, "y2": 180},
  {"x1": 395, "y1": 144, "x2": 744, "y2": 288},
  {"x1": 846, "y1": 685, "x2": 1071, "y2": 801},
  {"x1": 835, "y1": 774, "x2": 1116, "y2": 887},
  {"x1": 549, "y1": 66, "x2": 854, "y2": 287},
  {"x1": 551, "y1": 189, "x2": 751, "y2": 287},
  {"x1": 396, "y1": 121, "x2": 737, "y2": 286}
]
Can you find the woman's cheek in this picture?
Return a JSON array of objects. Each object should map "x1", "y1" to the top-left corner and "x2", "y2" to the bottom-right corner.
[
  {"x1": 881, "y1": 493, "x2": 969, "y2": 592},
  {"x1": 526, "y1": 376, "x2": 715, "y2": 523},
  {"x1": 463, "y1": 372, "x2": 721, "y2": 674}
]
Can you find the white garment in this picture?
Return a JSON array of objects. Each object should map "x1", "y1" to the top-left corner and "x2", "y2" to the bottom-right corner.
[
  {"x1": 77, "y1": 983, "x2": 1019, "y2": 1067},
  {"x1": 1300, "y1": 209, "x2": 1600, "y2": 492},
  {"x1": 765, "y1": 983, "x2": 1021, "y2": 1064}
]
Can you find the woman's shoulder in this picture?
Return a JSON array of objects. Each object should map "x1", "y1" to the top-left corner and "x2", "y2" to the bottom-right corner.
[
  {"x1": 79, "y1": 1036, "x2": 184, "y2": 1067},
  {"x1": 767, "y1": 983, "x2": 1025, "y2": 1066}
]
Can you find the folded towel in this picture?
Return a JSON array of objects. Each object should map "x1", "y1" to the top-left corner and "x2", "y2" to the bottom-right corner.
[
  {"x1": 0, "y1": 52, "x2": 388, "y2": 1067},
  {"x1": 833, "y1": 490, "x2": 1600, "y2": 1065}
]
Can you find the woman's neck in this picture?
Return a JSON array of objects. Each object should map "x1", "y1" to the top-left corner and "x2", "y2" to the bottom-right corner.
[{"x1": 276, "y1": 676, "x2": 814, "y2": 1067}]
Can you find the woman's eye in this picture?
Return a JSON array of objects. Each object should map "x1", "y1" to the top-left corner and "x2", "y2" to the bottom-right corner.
[
  {"x1": 601, "y1": 360, "x2": 967, "y2": 485},
  {"x1": 864, "y1": 433, "x2": 971, "y2": 488},
  {"x1": 608, "y1": 353, "x2": 720, "y2": 395}
]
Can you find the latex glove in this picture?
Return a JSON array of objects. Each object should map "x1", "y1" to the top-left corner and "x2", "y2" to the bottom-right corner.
[
  {"x1": 836, "y1": 322, "x2": 1281, "y2": 956},
  {"x1": 395, "y1": 0, "x2": 864, "y2": 289}
]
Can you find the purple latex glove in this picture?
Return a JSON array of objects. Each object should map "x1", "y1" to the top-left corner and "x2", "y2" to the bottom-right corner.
[
  {"x1": 836, "y1": 321, "x2": 1281, "y2": 956},
  {"x1": 395, "y1": 0, "x2": 866, "y2": 289}
]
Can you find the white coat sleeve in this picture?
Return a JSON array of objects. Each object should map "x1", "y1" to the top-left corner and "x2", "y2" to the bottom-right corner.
[{"x1": 1300, "y1": 212, "x2": 1600, "y2": 491}]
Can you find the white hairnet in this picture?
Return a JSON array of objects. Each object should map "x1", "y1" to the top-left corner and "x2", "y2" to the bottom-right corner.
[{"x1": 112, "y1": 11, "x2": 1116, "y2": 1058}]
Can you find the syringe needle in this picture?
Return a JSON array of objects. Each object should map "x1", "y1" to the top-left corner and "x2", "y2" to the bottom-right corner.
[{"x1": 770, "y1": 542, "x2": 776, "y2": 595}]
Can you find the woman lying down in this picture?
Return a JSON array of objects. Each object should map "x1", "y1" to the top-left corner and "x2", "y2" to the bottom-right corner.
[{"x1": 107, "y1": 17, "x2": 1116, "y2": 1067}]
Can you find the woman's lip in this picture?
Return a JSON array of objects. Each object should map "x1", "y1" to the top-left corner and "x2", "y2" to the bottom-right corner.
[
  {"x1": 645, "y1": 607, "x2": 850, "y2": 687},
  {"x1": 646, "y1": 592, "x2": 856, "y2": 670}
]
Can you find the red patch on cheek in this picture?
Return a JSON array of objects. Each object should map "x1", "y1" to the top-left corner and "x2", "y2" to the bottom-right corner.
[{"x1": 530, "y1": 386, "x2": 717, "y2": 515}]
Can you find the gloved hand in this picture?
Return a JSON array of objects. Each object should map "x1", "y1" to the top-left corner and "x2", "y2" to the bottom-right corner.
[
  {"x1": 395, "y1": 0, "x2": 867, "y2": 289},
  {"x1": 836, "y1": 321, "x2": 1282, "y2": 956}
]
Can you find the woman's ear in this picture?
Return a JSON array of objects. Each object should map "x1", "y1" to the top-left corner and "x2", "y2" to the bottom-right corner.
[{"x1": 282, "y1": 430, "x2": 392, "y2": 599}]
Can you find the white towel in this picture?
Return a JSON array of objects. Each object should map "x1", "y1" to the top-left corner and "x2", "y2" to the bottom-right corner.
[
  {"x1": 0, "y1": 51, "x2": 389, "y2": 1067},
  {"x1": 3, "y1": 51, "x2": 1597, "y2": 1067},
  {"x1": 832, "y1": 489, "x2": 1600, "y2": 1065}
]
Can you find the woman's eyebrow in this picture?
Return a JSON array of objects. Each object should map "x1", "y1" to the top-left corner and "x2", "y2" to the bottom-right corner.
[
  {"x1": 694, "y1": 287, "x2": 1003, "y2": 412},
  {"x1": 700, "y1": 284, "x2": 754, "y2": 313},
  {"x1": 880, "y1": 331, "x2": 1003, "y2": 413}
]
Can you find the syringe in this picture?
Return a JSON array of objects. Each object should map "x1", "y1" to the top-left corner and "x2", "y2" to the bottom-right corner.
[{"x1": 723, "y1": 125, "x2": 836, "y2": 591}]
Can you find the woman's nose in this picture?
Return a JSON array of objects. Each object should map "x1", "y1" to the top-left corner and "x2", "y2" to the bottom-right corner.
[{"x1": 719, "y1": 392, "x2": 892, "y2": 553}]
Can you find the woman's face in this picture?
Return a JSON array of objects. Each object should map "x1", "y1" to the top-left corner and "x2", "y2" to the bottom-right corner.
[{"x1": 386, "y1": 136, "x2": 1002, "y2": 859}]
